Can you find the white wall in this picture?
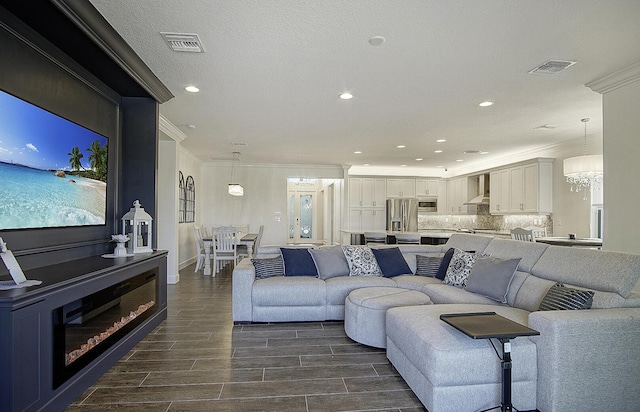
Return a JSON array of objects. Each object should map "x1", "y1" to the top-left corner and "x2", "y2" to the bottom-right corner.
[
  {"x1": 157, "y1": 139, "x2": 180, "y2": 283},
  {"x1": 598, "y1": 73, "x2": 640, "y2": 254},
  {"x1": 586, "y1": 61, "x2": 640, "y2": 293},
  {"x1": 199, "y1": 163, "x2": 343, "y2": 246},
  {"x1": 177, "y1": 146, "x2": 204, "y2": 269}
]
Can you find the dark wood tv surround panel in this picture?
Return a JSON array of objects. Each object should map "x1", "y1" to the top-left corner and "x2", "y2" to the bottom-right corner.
[
  {"x1": 0, "y1": 252, "x2": 168, "y2": 412},
  {"x1": 0, "y1": 1, "x2": 173, "y2": 411}
]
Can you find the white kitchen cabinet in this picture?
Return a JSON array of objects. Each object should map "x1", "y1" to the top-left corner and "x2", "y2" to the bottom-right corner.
[
  {"x1": 490, "y1": 169, "x2": 510, "y2": 213},
  {"x1": 510, "y1": 166, "x2": 524, "y2": 211},
  {"x1": 520, "y1": 161, "x2": 553, "y2": 213},
  {"x1": 387, "y1": 178, "x2": 416, "y2": 198},
  {"x1": 349, "y1": 208, "x2": 386, "y2": 231},
  {"x1": 349, "y1": 178, "x2": 386, "y2": 207},
  {"x1": 415, "y1": 179, "x2": 443, "y2": 197},
  {"x1": 362, "y1": 178, "x2": 386, "y2": 208},
  {"x1": 349, "y1": 178, "x2": 386, "y2": 230},
  {"x1": 489, "y1": 159, "x2": 553, "y2": 214},
  {"x1": 446, "y1": 177, "x2": 477, "y2": 214},
  {"x1": 349, "y1": 178, "x2": 363, "y2": 207}
]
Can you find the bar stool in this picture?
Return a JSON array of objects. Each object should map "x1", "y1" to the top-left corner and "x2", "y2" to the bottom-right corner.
[
  {"x1": 395, "y1": 233, "x2": 421, "y2": 244},
  {"x1": 364, "y1": 232, "x2": 387, "y2": 245}
]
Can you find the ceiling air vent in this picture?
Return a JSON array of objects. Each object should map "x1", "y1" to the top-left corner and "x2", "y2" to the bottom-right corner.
[
  {"x1": 528, "y1": 60, "x2": 576, "y2": 75},
  {"x1": 160, "y1": 32, "x2": 205, "y2": 53}
]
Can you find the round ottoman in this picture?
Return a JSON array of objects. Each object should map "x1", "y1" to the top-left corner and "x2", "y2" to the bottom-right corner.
[{"x1": 344, "y1": 286, "x2": 432, "y2": 348}]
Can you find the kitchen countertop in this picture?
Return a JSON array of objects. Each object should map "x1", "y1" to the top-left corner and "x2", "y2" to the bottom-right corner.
[
  {"x1": 341, "y1": 229, "x2": 512, "y2": 238},
  {"x1": 535, "y1": 237, "x2": 603, "y2": 247}
]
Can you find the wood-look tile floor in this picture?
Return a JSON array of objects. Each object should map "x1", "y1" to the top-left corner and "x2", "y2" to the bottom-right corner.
[{"x1": 67, "y1": 262, "x2": 426, "y2": 412}]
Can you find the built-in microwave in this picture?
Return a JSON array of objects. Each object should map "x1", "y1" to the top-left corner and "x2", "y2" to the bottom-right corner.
[{"x1": 417, "y1": 197, "x2": 438, "y2": 213}]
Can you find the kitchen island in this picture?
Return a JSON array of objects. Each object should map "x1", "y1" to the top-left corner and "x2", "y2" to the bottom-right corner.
[{"x1": 340, "y1": 229, "x2": 511, "y2": 245}]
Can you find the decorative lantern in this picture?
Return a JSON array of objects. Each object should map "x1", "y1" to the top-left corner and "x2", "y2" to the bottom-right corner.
[{"x1": 121, "y1": 200, "x2": 153, "y2": 254}]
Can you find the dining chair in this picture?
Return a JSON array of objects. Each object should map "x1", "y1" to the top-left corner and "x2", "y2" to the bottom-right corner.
[
  {"x1": 213, "y1": 226, "x2": 240, "y2": 274},
  {"x1": 524, "y1": 226, "x2": 547, "y2": 238},
  {"x1": 395, "y1": 233, "x2": 421, "y2": 244},
  {"x1": 364, "y1": 232, "x2": 387, "y2": 245},
  {"x1": 192, "y1": 225, "x2": 207, "y2": 272},
  {"x1": 510, "y1": 228, "x2": 536, "y2": 242},
  {"x1": 253, "y1": 225, "x2": 264, "y2": 257},
  {"x1": 233, "y1": 224, "x2": 250, "y2": 259}
]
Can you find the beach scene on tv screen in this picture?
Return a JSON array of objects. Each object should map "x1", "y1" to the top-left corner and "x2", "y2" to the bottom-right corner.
[{"x1": 0, "y1": 90, "x2": 108, "y2": 230}]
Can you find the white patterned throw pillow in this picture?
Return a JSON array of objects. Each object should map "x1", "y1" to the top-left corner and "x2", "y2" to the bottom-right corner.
[
  {"x1": 443, "y1": 248, "x2": 489, "y2": 288},
  {"x1": 341, "y1": 245, "x2": 382, "y2": 276}
]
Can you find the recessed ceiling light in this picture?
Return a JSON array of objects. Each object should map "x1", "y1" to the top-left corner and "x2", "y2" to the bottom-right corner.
[
  {"x1": 415, "y1": 158, "x2": 423, "y2": 161},
  {"x1": 456, "y1": 159, "x2": 464, "y2": 162},
  {"x1": 354, "y1": 151, "x2": 362, "y2": 154},
  {"x1": 479, "y1": 101, "x2": 493, "y2": 107},
  {"x1": 363, "y1": 163, "x2": 370, "y2": 166},
  {"x1": 187, "y1": 124, "x2": 196, "y2": 129},
  {"x1": 400, "y1": 164, "x2": 407, "y2": 167},
  {"x1": 339, "y1": 92, "x2": 353, "y2": 100},
  {"x1": 368, "y1": 36, "x2": 385, "y2": 46},
  {"x1": 436, "y1": 139, "x2": 447, "y2": 143},
  {"x1": 534, "y1": 124, "x2": 558, "y2": 130},
  {"x1": 434, "y1": 150, "x2": 443, "y2": 153},
  {"x1": 185, "y1": 85, "x2": 200, "y2": 93},
  {"x1": 437, "y1": 165, "x2": 444, "y2": 168},
  {"x1": 397, "y1": 145, "x2": 406, "y2": 149},
  {"x1": 479, "y1": 151, "x2": 489, "y2": 155}
]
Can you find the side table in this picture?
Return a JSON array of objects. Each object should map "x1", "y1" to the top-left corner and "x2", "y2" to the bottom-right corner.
[{"x1": 440, "y1": 312, "x2": 540, "y2": 412}]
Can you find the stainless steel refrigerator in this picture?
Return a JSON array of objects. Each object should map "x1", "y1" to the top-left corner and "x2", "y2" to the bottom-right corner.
[{"x1": 386, "y1": 198, "x2": 418, "y2": 232}]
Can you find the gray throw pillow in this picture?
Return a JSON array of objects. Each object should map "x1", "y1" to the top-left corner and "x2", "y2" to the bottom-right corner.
[
  {"x1": 539, "y1": 282, "x2": 594, "y2": 311},
  {"x1": 251, "y1": 256, "x2": 284, "y2": 279},
  {"x1": 415, "y1": 255, "x2": 443, "y2": 277},
  {"x1": 465, "y1": 257, "x2": 521, "y2": 303},
  {"x1": 308, "y1": 246, "x2": 350, "y2": 280}
]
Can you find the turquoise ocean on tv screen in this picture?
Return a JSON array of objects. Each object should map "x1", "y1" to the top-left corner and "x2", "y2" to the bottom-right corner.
[{"x1": 0, "y1": 162, "x2": 106, "y2": 230}]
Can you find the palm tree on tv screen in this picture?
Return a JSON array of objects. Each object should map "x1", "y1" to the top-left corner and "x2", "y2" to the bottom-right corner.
[
  {"x1": 67, "y1": 146, "x2": 84, "y2": 172},
  {"x1": 87, "y1": 140, "x2": 107, "y2": 182}
]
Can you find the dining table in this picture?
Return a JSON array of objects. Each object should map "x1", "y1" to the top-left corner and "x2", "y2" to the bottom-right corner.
[
  {"x1": 535, "y1": 236, "x2": 603, "y2": 248},
  {"x1": 202, "y1": 233, "x2": 258, "y2": 276}
]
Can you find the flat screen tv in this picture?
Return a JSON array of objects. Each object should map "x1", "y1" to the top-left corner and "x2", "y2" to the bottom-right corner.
[{"x1": 0, "y1": 89, "x2": 109, "y2": 231}]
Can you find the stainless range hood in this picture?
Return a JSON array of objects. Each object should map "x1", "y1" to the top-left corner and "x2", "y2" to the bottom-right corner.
[{"x1": 464, "y1": 174, "x2": 490, "y2": 205}]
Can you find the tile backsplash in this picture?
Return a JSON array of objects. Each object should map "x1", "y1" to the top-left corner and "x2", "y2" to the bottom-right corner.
[{"x1": 418, "y1": 209, "x2": 553, "y2": 234}]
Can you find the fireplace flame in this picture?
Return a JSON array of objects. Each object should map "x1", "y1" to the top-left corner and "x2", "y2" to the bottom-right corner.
[{"x1": 65, "y1": 301, "x2": 155, "y2": 366}]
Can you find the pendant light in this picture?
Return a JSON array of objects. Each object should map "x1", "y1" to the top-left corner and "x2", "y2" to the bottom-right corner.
[
  {"x1": 563, "y1": 118, "x2": 603, "y2": 199},
  {"x1": 228, "y1": 152, "x2": 244, "y2": 196}
]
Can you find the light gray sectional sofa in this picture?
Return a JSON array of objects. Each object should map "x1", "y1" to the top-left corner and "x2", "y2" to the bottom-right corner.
[{"x1": 231, "y1": 233, "x2": 640, "y2": 412}]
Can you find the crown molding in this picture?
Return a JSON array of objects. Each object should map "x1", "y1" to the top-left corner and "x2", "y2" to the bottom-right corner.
[
  {"x1": 586, "y1": 61, "x2": 640, "y2": 94},
  {"x1": 159, "y1": 115, "x2": 187, "y2": 142},
  {"x1": 51, "y1": 0, "x2": 174, "y2": 103}
]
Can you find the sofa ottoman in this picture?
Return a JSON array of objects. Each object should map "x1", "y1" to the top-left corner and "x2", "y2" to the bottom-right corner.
[
  {"x1": 386, "y1": 304, "x2": 537, "y2": 412},
  {"x1": 344, "y1": 286, "x2": 432, "y2": 348}
]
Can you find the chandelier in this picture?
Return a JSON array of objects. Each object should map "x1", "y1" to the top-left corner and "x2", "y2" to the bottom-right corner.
[
  {"x1": 228, "y1": 152, "x2": 244, "y2": 196},
  {"x1": 563, "y1": 118, "x2": 603, "y2": 199}
]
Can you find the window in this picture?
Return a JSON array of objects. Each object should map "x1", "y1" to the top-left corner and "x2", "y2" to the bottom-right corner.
[
  {"x1": 178, "y1": 172, "x2": 185, "y2": 223},
  {"x1": 178, "y1": 172, "x2": 196, "y2": 223},
  {"x1": 184, "y1": 175, "x2": 195, "y2": 223}
]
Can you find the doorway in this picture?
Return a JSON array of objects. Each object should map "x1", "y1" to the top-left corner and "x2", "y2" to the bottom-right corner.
[{"x1": 288, "y1": 189, "x2": 318, "y2": 244}]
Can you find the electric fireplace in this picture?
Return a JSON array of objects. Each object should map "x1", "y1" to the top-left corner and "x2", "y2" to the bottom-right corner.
[{"x1": 52, "y1": 268, "x2": 158, "y2": 388}]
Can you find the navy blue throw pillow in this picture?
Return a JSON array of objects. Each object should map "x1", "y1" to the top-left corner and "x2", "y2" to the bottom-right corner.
[
  {"x1": 436, "y1": 248, "x2": 476, "y2": 280},
  {"x1": 371, "y1": 247, "x2": 412, "y2": 278},
  {"x1": 435, "y1": 248, "x2": 455, "y2": 280},
  {"x1": 280, "y1": 248, "x2": 318, "y2": 277}
]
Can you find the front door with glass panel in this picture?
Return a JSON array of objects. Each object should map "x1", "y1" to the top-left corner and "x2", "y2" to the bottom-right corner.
[{"x1": 288, "y1": 190, "x2": 317, "y2": 244}]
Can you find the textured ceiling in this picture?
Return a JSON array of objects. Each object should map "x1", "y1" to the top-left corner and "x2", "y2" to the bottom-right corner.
[{"x1": 89, "y1": 0, "x2": 640, "y2": 175}]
